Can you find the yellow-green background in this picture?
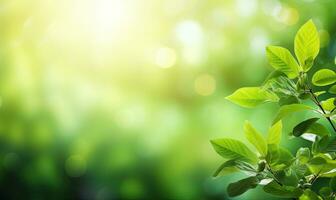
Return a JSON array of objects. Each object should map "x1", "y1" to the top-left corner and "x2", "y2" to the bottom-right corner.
[{"x1": 0, "y1": 0, "x2": 335, "y2": 199}]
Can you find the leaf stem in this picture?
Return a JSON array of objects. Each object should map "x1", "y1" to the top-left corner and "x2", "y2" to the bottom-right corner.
[{"x1": 307, "y1": 87, "x2": 336, "y2": 133}]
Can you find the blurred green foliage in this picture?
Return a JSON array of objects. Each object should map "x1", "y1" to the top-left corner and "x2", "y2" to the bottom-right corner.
[{"x1": 0, "y1": 0, "x2": 335, "y2": 199}]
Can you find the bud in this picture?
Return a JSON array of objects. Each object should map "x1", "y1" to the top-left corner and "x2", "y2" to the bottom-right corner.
[{"x1": 257, "y1": 160, "x2": 266, "y2": 172}]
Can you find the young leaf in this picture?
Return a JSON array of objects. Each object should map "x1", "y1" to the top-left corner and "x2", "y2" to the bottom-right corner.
[
  {"x1": 314, "y1": 91, "x2": 326, "y2": 97},
  {"x1": 296, "y1": 147, "x2": 310, "y2": 164},
  {"x1": 267, "y1": 120, "x2": 282, "y2": 145},
  {"x1": 272, "y1": 104, "x2": 314, "y2": 124},
  {"x1": 266, "y1": 46, "x2": 300, "y2": 78},
  {"x1": 244, "y1": 121, "x2": 268, "y2": 157},
  {"x1": 292, "y1": 118, "x2": 319, "y2": 137},
  {"x1": 328, "y1": 85, "x2": 336, "y2": 94},
  {"x1": 210, "y1": 138, "x2": 257, "y2": 163},
  {"x1": 227, "y1": 176, "x2": 259, "y2": 197},
  {"x1": 226, "y1": 87, "x2": 279, "y2": 108},
  {"x1": 321, "y1": 97, "x2": 336, "y2": 111},
  {"x1": 294, "y1": 19, "x2": 320, "y2": 71},
  {"x1": 312, "y1": 69, "x2": 336, "y2": 86},
  {"x1": 263, "y1": 181, "x2": 302, "y2": 198}
]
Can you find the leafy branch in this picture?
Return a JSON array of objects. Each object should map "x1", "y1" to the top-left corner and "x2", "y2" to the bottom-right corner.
[{"x1": 211, "y1": 19, "x2": 336, "y2": 199}]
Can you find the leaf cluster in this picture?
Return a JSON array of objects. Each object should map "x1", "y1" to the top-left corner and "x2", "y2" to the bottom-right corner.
[{"x1": 212, "y1": 20, "x2": 336, "y2": 200}]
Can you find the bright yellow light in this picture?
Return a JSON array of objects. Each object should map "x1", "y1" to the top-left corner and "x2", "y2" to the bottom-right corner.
[
  {"x1": 276, "y1": 6, "x2": 299, "y2": 26},
  {"x1": 194, "y1": 74, "x2": 216, "y2": 96},
  {"x1": 69, "y1": 0, "x2": 132, "y2": 43},
  {"x1": 154, "y1": 47, "x2": 177, "y2": 68}
]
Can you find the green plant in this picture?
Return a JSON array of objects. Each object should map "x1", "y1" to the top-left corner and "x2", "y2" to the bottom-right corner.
[{"x1": 211, "y1": 19, "x2": 336, "y2": 199}]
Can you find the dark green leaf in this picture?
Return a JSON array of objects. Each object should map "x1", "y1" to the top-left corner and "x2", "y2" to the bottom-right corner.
[
  {"x1": 328, "y1": 85, "x2": 336, "y2": 94},
  {"x1": 319, "y1": 187, "x2": 332, "y2": 198},
  {"x1": 266, "y1": 144, "x2": 279, "y2": 165},
  {"x1": 227, "y1": 176, "x2": 259, "y2": 197},
  {"x1": 309, "y1": 157, "x2": 326, "y2": 165},
  {"x1": 329, "y1": 176, "x2": 336, "y2": 191},
  {"x1": 263, "y1": 181, "x2": 302, "y2": 198},
  {"x1": 292, "y1": 118, "x2": 320, "y2": 137},
  {"x1": 305, "y1": 123, "x2": 329, "y2": 137},
  {"x1": 278, "y1": 95, "x2": 300, "y2": 106},
  {"x1": 273, "y1": 169, "x2": 298, "y2": 187}
]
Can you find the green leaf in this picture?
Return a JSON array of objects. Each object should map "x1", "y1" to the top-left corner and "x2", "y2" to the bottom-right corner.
[
  {"x1": 271, "y1": 147, "x2": 294, "y2": 171},
  {"x1": 210, "y1": 138, "x2": 257, "y2": 163},
  {"x1": 262, "y1": 70, "x2": 287, "y2": 85},
  {"x1": 263, "y1": 181, "x2": 302, "y2": 198},
  {"x1": 308, "y1": 154, "x2": 336, "y2": 174},
  {"x1": 267, "y1": 120, "x2": 282, "y2": 145},
  {"x1": 273, "y1": 169, "x2": 298, "y2": 187},
  {"x1": 266, "y1": 144, "x2": 279, "y2": 165},
  {"x1": 278, "y1": 95, "x2": 300, "y2": 106},
  {"x1": 305, "y1": 123, "x2": 329, "y2": 137},
  {"x1": 309, "y1": 156, "x2": 326, "y2": 165},
  {"x1": 294, "y1": 19, "x2": 320, "y2": 71},
  {"x1": 213, "y1": 160, "x2": 238, "y2": 177},
  {"x1": 330, "y1": 177, "x2": 336, "y2": 191},
  {"x1": 296, "y1": 147, "x2": 310, "y2": 164},
  {"x1": 292, "y1": 118, "x2": 320, "y2": 137},
  {"x1": 312, "y1": 135, "x2": 330, "y2": 154},
  {"x1": 314, "y1": 136, "x2": 336, "y2": 154},
  {"x1": 314, "y1": 91, "x2": 326, "y2": 97},
  {"x1": 321, "y1": 98, "x2": 336, "y2": 111},
  {"x1": 213, "y1": 160, "x2": 257, "y2": 177},
  {"x1": 312, "y1": 69, "x2": 336, "y2": 86},
  {"x1": 328, "y1": 85, "x2": 336, "y2": 94},
  {"x1": 299, "y1": 189, "x2": 323, "y2": 200},
  {"x1": 244, "y1": 121, "x2": 268, "y2": 157},
  {"x1": 266, "y1": 46, "x2": 300, "y2": 78},
  {"x1": 227, "y1": 176, "x2": 259, "y2": 197},
  {"x1": 319, "y1": 187, "x2": 332, "y2": 199},
  {"x1": 226, "y1": 87, "x2": 279, "y2": 108},
  {"x1": 272, "y1": 104, "x2": 314, "y2": 124},
  {"x1": 300, "y1": 122, "x2": 329, "y2": 142}
]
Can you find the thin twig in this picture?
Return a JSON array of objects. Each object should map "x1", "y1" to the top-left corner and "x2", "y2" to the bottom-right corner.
[{"x1": 308, "y1": 87, "x2": 336, "y2": 133}]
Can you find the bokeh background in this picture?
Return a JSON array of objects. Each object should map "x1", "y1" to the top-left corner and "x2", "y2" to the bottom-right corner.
[{"x1": 0, "y1": 0, "x2": 335, "y2": 199}]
